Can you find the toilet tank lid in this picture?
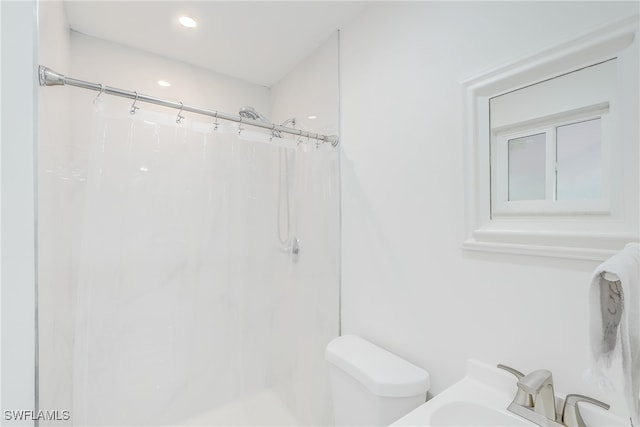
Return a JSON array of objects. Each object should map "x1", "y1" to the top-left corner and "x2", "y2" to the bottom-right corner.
[{"x1": 325, "y1": 335, "x2": 430, "y2": 398}]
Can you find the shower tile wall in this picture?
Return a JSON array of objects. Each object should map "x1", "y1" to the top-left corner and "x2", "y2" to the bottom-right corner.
[
  {"x1": 67, "y1": 33, "x2": 268, "y2": 426},
  {"x1": 72, "y1": 113, "x2": 283, "y2": 425},
  {"x1": 38, "y1": 6, "x2": 339, "y2": 425},
  {"x1": 269, "y1": 32, "x2": 341, "y2": 426}
]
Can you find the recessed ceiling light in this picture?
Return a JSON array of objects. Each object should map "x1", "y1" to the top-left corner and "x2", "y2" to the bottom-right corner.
[
  {"x1": 307, "y1": 115, "x2": 318, "y2": 120},
  {"x1": 178, "y1": 16, "x2": 197, "y2": 28},
  {"x1": 157, "y1": 80, "x2": 171, "y2": 87}
]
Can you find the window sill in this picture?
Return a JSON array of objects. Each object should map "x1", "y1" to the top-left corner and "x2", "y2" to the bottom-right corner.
[{"x1": 463, "y1": 229, "x2": 637, "y2": 261}]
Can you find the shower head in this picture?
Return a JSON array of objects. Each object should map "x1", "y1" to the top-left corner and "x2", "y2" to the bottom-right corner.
[
  {"x1": 239, "y1": 106, "x2": 288, "y2": 138},
  {"x1": 238, "y1": 107, "x2": 297, "y2": 139},
  {"x1": 239, "y1": 106, "x2": 269, "y2": 123},
  {"x1": 280, "y1": 118, "x2": 296, "y2": 127}
]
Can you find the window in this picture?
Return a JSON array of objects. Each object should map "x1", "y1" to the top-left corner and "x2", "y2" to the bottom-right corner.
[
  {"x1": 462, "y1": 18, "x2": 639, "y2": 260},
  {"x1": 555, "y1": 118, "x2": 602, "y2": 201},
  {"x1": 507, "y1": 131, "x2": 546, "y2": 202}
]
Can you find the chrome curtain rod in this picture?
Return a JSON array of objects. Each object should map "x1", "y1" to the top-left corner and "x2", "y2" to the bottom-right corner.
[{"x1": 38, "y1": 66, "x2": 339, "y2": 146}]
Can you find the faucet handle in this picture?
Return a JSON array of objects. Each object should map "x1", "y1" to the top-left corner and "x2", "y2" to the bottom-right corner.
[
  {"x1": 497, "y1": 364, "x2": 534, "y2": 407},
  {"x1": 561, "y1": 394, "x2": 610, "y2": 427}
]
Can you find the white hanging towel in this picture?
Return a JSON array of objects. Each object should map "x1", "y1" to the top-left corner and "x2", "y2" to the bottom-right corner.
[{"x1": 589, "y1": 243, "x2": 640, "y2": 426}]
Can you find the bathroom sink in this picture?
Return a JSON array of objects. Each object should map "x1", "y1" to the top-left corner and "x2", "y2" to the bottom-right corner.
[
  {"x1": 391, "y1": 359, "x2": 532, "y2": 426},
  {"x1": 391, "y1": 359, "x2": 626, "y2": 427}
]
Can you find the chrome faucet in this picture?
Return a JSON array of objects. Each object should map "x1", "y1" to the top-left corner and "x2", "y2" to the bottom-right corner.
[
  {"x1": 517, "y1": 369, "x2": 557, "y2": 420},
  {"x1": 499, "y1": 365, "x2": 563, "y2": 427},
  {"x1": 498, "y1": 365, "x2": 610, "y2": 427}
]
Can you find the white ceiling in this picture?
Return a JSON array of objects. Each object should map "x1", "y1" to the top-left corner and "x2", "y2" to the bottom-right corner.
[{"x1": 64, "y1": 1, "x2": 369, "y2": 87}]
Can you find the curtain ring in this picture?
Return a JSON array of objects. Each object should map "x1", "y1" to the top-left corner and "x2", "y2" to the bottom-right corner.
[
  {"x1": 93, "y1": 84, "x2": 105, "y2": 105},
  {"x1": 129, "y1": 91, "x2": 140, "y2": 115},
  {"x1": 176, "y1": 102, "x2": 185, "y2": 124},
  {"x1": 213, "y1": 112, "x2": 219, "y2": 131}
]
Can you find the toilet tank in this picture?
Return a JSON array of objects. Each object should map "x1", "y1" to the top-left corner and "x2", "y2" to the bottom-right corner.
[{"x1": 325, "y1": 335, "x2": 430, "y2": 426}]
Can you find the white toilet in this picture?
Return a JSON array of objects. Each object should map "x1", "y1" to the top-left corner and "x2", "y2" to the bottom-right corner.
[{"x1": 325, "y1": 335, "x2": 430, "y2": 426}]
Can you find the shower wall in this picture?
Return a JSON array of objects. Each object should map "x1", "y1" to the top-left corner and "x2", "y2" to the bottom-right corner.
[
  {"x1": 68, "y1": 33, "x2": 274, "y2": 426},
  {"x1": 68, "y1": 31, "x2": 271, "y2": 166},
  {"x1": 38, "y1": 4, "x2": 339, "y2": 425},
  {"x1": 269, "y1": 32, "x2": 341, "y2": 425},
  {"x1": 37, "y1": 0, "x2": 73, "y2": 421}
]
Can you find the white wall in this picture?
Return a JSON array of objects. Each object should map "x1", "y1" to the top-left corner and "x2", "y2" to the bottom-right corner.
[
  {"x1": 339, "y1": 1, "x2": 639, "y2": 420},
  {"x1": 1, "y1": 0, "x2": 37, "y2": 424},
  {"x1": 270, "y1": 32, "x2": 340, "y2": 140}
]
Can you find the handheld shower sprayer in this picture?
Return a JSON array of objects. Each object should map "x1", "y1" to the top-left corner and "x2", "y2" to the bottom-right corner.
[{"x1": 238, "y1": 106, "x2": 299, "y2": 263}]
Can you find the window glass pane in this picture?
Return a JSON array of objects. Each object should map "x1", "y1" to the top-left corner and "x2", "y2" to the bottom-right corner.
[
  {"x1": 508, "y1": 133, "x2": 546, "y2": 201},
  {"x1": 556, "y1": 118, "x2": 602, "y2": 200}
]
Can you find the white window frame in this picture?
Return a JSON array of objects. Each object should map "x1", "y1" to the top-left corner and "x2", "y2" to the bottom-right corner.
[
  {"x1": 461, "y1": 17, "x2": 639, "y2": 261},
  {"x1": 492, "y1": 106, "x2": 611, "y2": 216}
]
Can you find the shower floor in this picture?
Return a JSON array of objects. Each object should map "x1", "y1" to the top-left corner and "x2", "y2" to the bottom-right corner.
[{"x1": 175, "y1": 389, "x2": 298, "y2": 426}]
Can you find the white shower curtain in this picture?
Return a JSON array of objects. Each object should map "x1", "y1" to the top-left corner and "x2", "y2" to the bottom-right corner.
[{"x1": 72, "y1": 100, "x2": 339, "y2": 426}]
